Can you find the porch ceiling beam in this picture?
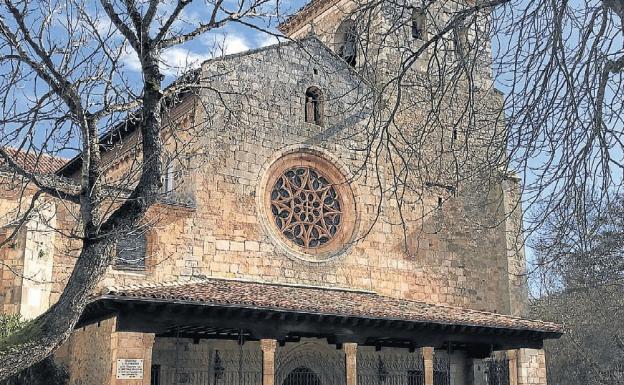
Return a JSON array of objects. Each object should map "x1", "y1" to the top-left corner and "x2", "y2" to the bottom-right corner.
[{"x1": 93, "y1": 297, "x2": 548, "y2": 350}]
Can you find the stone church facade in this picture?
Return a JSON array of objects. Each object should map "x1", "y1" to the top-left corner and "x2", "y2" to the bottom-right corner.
[{"x1": 0, "y1": 1, "x2": 561, "y2": 385}]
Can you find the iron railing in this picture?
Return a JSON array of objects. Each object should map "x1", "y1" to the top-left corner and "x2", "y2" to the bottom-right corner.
[
  {"x1": 358, "y1": 351, "x2": 425, "y2": 385},
  {"x1": 485, "y1": 358, "x2": 510, "y2": 385},
  {"x1": 276, "y1": 343, "x2": 345, "y2": 385},
  {"x1": 433, "y1": 356, "x2": 450, "y2": 385},
  {"x1": 153, "y1": 348, "x2": 262, "y2": 385}
]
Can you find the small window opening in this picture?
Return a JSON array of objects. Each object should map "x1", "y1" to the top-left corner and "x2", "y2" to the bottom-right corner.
[
  {"x1": 335, "y1": 20, "x2": 358, "y2": 67},
  {"x1": 305, "y1": 87, "x2": 323, "y2": 126},
  {"x1": 411, "y1": 8, "x2": 426, "y2": 40},
  {"x1": 115, "y1": 232, "x2": 147, "y2": 270},
  {"x1": 437, "y1": 197, "x2": 443, "y2": 208},
  {"x1": 455, "y1": 24, "x2": 470, "y2": 53},
  {"x1": 452, "y1": 128, "x2": 458, "y2": 141},
  {"x1": 163, "y1": 160, "x2": 174, "y2": 195}
]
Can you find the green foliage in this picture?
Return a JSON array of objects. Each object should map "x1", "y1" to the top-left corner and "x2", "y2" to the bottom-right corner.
[
  {"x1": 0, "y1": 314, "x2": 68, "y2": 385},
  {"x1": 0, "y1": 315, "x2": 23, "y2": 339}
]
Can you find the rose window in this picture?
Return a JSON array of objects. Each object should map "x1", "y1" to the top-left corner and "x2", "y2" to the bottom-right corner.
[{"x1": 270, "y1": 167, "x2": 342, "y2": 248}]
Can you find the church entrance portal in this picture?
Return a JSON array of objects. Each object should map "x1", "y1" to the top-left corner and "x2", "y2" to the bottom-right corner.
[{"x1": 282, "y1": 367, "x2": 322, "y2": 385}]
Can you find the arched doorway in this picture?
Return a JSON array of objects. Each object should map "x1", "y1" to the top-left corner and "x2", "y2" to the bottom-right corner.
[{"x1": 282, "y1": 366, "x2": 322, "y2": 385}]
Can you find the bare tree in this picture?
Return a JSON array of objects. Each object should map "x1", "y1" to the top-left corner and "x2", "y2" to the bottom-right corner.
[
  {"x1": 0, "y1": 0, "x2": 621, "y2": 380},
  {"x1": 0, "y1": 0, "x2": 278, "y2": 378},
  {"x1": 531, "y1": 194, "x2": 624, "y2": 385},
  {"x1": 342, "y1": 0, "x2": 622, "y2": 237}
]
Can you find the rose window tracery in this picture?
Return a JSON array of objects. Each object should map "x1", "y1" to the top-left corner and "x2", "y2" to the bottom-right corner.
[{"x1": 270, "y1": 167, "x2": 342, "y2": 248}]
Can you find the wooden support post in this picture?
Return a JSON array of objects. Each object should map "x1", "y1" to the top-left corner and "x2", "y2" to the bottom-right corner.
[
  {"x1": 422, "y1": 347, "x2": 434, "y2": 385},
  {"x1": 344, "y1": 342, "x2": 358, "y2": 385},
  {"x1": 261, "y1": 339, "x2": 277, "y2": 385},
  {"x1": 507, "y1": 350, "x2": 518, "y2": 385}
]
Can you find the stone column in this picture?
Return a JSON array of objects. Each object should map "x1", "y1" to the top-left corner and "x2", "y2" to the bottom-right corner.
[
  {"x1": 344, "y1": 343, "x2": 358, "y2": 385},
  {"x1": 261, "y1": 339, "x2": 278, "y2": 385},
  {"x1": 110, "y1": 329, "x2": 156, "y2": 385},
  {"x1": 422, "y1": 347, "x2": 434, "y2": 385},
  {"x1": 507, "y1": 350, "x2": 518, "y2": 385}
]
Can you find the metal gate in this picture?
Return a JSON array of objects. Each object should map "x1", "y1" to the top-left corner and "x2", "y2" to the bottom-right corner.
[
  {"x1": 155, "y1": 348, "x2": 262, "y2": 385},
  {"x1": 485, "y1": 358, "x2": 509, "y2": 385},
  {"x1": 433, "y1": 356, "x2": 450, "y2": 385},
  {"x1": 282, "y1": 367, "x2": 323, "y2": 385},
  {"x1": 358, "y1": 351, "x2": 425, "y2": 385},
  {"x1": 276, "y1": 342, "x2": 345, "y2": 385}
]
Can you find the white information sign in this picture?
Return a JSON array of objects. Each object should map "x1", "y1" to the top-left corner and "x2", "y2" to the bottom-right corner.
[{"x1": 116, "y1": 358, "x2": 144, "y2": 380}]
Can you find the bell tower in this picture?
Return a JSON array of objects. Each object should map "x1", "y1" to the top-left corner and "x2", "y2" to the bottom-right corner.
[{"x1": 278, "y1": 0, "x2": 362, "y2": 64}]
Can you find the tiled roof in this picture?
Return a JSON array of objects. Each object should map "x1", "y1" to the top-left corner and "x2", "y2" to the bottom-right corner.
[
  {"x1": 101, "y1": 278, "x2": 563, "y2": 335},
  {"x1": 1, "y1": 147, "x2": 68, "y2": 174}
]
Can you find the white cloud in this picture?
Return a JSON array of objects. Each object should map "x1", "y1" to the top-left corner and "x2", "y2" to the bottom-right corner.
[
  {"x1": 202, "y1": 33, "x2": 251, "y2": 56},
  {"x1": 159, "y1": 48, "x2": 212, "y2": 76},
  {"x1": 120, "y1": 34, "x2": 252, "y2": 76},
  {"x1": 121, "y1": 48, "x2": 142, "y2": 72},
  {"x1": 256, "y1": 33, "x2": 287, "y2": 48}
]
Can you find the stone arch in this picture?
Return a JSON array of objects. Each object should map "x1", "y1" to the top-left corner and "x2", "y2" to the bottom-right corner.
[
  {"x1": 304, "y1": 86, "x2": 324, "y2": 126},
  {"x1": 282, "y1": 366, "x2": 322, "y2": 385},
  {"x1": 276, "y1": 342, "x2": 344, "y2": 385}
]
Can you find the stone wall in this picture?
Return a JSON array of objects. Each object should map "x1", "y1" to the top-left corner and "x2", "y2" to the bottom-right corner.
[
  {"x1": 59, "y1": 317, "x2": 155, "y2": 385},
  {"x1": 45, "y1": 37, "x2": 524, "y2": 317},
  {"x1": 61, "y1": 317, "x2": 115, "y2": 385},
  {"x1": 517, "y1": 349, "x2": 547, "y2": 385},
  {"x1": 0, "y1": 179, "x2": 57, "y2": 318},
  {"x1": 0, "y1": 226, "x2": 25, "y2": 315}
]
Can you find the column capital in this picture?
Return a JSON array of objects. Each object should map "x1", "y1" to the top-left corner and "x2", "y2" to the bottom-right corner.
[
  {"x1": 343, "y1": 342, "x2": 358, "y2": 356},
  {"x1": 507, "y1": 349, "x2": 518, "y2": 360},
  {"x1": 260, "y1": 338, "x2": 277, "y2": 353},
  {"x1": 421, "y1": 346, "x2": 434, "y2": 361}
]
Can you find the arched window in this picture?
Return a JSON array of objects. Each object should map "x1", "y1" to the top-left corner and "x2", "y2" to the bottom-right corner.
[
  {"x1": 334, "y1": 19, "x2": 357, "y2": 67},
  {"x1": 305, "y1": 87, "x2": 323, "y2": 126}
]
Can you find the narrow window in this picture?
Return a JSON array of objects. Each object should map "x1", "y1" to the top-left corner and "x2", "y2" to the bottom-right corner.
[
  {"x1": 304, "y1": 87, "x2": 323, "y2": 126},
  {"x1": 115, "y1": 232, "x2": 147, "y2": 270},
  {"x1": 411, "y1": 8, "x2": 426, "y2": 40},
  {"x1": 163, "y1": 160, "x2": 174, "y2": 195},
  {"x1": 455, "y1": 24, "x2": 470, "y2": 52},
  {"x1": 335, "y1": 20, "x2": 357, "y2": 67}
]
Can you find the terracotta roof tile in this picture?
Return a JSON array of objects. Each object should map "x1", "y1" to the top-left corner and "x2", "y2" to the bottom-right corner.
[
  {"x1": 1, "y1": 147, "x2": 68, "y2": 174},
  {"x1": 100, "y1": 278, "x2": 563, "y2": 335}
]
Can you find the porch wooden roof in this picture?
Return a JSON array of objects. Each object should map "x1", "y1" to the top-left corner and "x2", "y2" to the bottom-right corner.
[{"x1": 95, "y1": 278, "x2": 562, "y2": 335}]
